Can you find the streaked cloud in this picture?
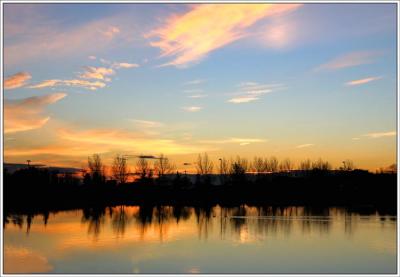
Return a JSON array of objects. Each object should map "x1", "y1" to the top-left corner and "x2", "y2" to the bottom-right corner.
[
  {"x1": 363, "y1": 131, "x2": 396, "y2": 138},
  {"x1": 79, "y1": 66, "x2": 115, "y2": 81},
  {"x1": 88, "y1": 55, "x2": 97, "y2": 60},
  {"x1": 352, "y1": 137, "x2": 360, "y2": 141},
  {"x1": 5, "y1": 93, "x2": 66, "y2": 133},
  {"x1": 187, "y1": 94, "x2": 207, "y2": 99},
  {"x1": 132, "y1": 119, "x2": 164, "y2": 128},
  {"x1": 29, "y1": 79, "x2": 106, "y2": 90},
  {"x1": 316, "y1": 50, "x2": 382, "y2": 71},
  {"x1": 101, "y1": 26, "x2": 120, "y2": 38},
  {"x1": 183, "y1": 89, "x2": 203, "y2": 94},
  {"x1": 296, "y1": 143, "x2": 314, "y2": 149},
  {"x1": 228, "y1": 95, "x2": 259, "y2": 104},
  {"x1": 183, "y1": 79, "x2": 206, "y2": 86},
  {"x1": 112, "y1": 62, "x2": 139, "y2": 69},
  {"x1": 146, "y1": 4, "x2": 301, "y2": 67},
  {"x1": 58, "y1": 128, "x2": 212, "y2": 155},
  {"x1": 5, "y1": 12, "x2": 124, "y2": 66},
  {"x1": 182, "y1": 106, "x2": 202, "y2": 112},
  {"x1": 345, "y1": 76, "x2": 382, "y2": 86},
  {"x1": 228, "y1": 82, "x2": 284, "y2": 104},
  {"x1": 200, "y1": 137, "x2": 266, "y2": 145},
  {"x1": 4, "y1": 72, "x2": 32, "y2": 89}
]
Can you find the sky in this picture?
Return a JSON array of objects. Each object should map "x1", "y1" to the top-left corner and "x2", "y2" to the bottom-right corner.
[{"x1": 3, "y1": 3, "x2": 397, "y2": 172}]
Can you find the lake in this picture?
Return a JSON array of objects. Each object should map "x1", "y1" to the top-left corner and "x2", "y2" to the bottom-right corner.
[{"x1": 3, "y1": 205, "x2": 397, "y2": 274}]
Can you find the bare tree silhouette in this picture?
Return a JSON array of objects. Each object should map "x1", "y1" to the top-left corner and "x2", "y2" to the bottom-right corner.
[
  {"x1": 267, "y1": 156, "x2": 279, "y2": 173},
  {"x1": 340, "y1": 159, "x2": 355, "y2": 171},
  {"x1": 279, "y1": 158, "x2": 294, "y2": 172},
  {"x1": 252, "y1": 156, "x2": 266, "y2": 174},
  {"x1": 299, "y1": 159, "x2": 312, "y2": 171},
  {"x1": 196, "y1": 153, "x2": 214, "y2": 174},
  {"x1": 154, "y1": 154, "x2": 176, "y2": 178},
  {"x1": 312, "y1": 158, "x2": 332, "y2": 171},
  {"x1": 136, "y1": 156, "x2": 151, "y2": 179},
  {"x1": 112, "y1": 154, "x2": 129, "y2": 184},
  {"x1": 87, "y1": 154, "x2": 105, "y2": 184}
]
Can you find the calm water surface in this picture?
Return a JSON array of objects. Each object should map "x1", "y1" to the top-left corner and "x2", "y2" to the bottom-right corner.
[{"x1": 4, "y1": 206, "x2": 397, "y2": 274}]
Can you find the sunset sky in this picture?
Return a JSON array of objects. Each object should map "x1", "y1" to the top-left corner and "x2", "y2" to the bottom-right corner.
[{"x1": 3, "y1": 3, "x2": 397, "y2": 172}]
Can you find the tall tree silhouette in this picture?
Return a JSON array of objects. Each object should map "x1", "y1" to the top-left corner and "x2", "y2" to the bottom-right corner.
[
  {"x1": 196, "y1": 153, "x2": 214, "y2": 174},
  {"x1": 136, "y1": 156, "x2": 151, "y2": 179},
  {"x1": 112, "y1": 155, "x2": 129, "y2": 184},
  {"x1": 154, "y1": 154, "x2": 176, "y2": 178}
]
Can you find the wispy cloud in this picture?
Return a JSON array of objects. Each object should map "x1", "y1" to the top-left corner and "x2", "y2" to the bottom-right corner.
[
  {"x1": 29, "y1": 79, "x2": 106, "y2": 90},
  {"x1": 315, "y1": 50, "x2": 382, "y2": 71},
  {"x1": 112, "y1": 62, "x2": 139, "y2": 69},
  {"x1": 79, "y1": 66, "x2": 115, "y2": 81},
  {"x1": 182, "y1": 106, "x2": 202, "y2": 112},
  {"x1": 228, "y1": 82, "x2": 284, "y2": 104},
  {"x1": 4, "y1": 7, "x2": 125, "y2": 66},
  {"x1": 200, "y1": 137, "x2": 266, "y2": 146},
  {"x1": 58, "y1": 128, "x2": 211, "y2": 155},
  {"x1": 30, "y1": 59, "x2": 140, "y2": 91},
  {"x1": 345, "y1": 76, "x2": 382, "y2": 86},
  {"x1": 296, "y1": 143, "x2": 314, "y2": 149},
  {"x1": 187, "y1": 94, "x2": 207, "y2": 99},
  {"x1": 146, "y1": 4, "x2": 301, "y2": 67},
  {"x1": 363, "y1": 131, "x2": 396, "y2": 138},
  {"x1": 88, "y1": 55, "x2": 97, "y2": 60},
  {"x1": 4, "y1": 72, "x2": 32, "y2": 89},
  {"x1": 4, "y1": 93, "x2": 66, "y2": 133},
  {"x1": 228, "y1": 95, "x2": 259, "y2": 104},
  {"x1": 131, "y1": 119, "x2": 164, "y2": 128},
  {"x1": 183, "y1": 79, "x2": 206, "y2": 86},
  {"x1": 101, "y1": 26, "x2": 120, "y2": 38},
  {"x1": 183, "y1": 89, "x2": 204, "y2": 94}
]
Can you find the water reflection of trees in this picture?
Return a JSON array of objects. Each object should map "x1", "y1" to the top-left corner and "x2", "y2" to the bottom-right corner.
[
  {"x1": 81, "y1": 207, "x2": 106, "y2": 239},
  {"x1": 4, "y1": 206, "x2": 397, "y2": 242}
]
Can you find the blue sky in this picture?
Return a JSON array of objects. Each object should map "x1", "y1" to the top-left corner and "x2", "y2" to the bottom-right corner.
[{"x1": 3, "y1": 3, "x2": 397, "y2": 171}]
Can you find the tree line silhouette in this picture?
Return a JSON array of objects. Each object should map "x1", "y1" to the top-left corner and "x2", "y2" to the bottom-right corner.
[{"x1": 3, "y1": 152, "x2": 397, "y2": 213}]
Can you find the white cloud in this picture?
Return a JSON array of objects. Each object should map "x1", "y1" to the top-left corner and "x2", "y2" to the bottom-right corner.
[
  {"x1": 132, "y1": 119, "x2": 164, "y2": 128},
  {"x1": 188, "y1": 94, "x2": 207, "y2": 99},
  {"x1": 182, "y1": 106, "x2": 202, "y2": 112},
  {"x1": 183, "y1": 79, "x2": 206, "y2": 86},
  {"x1": 295, "y1": 143, "x2": 314, "y2": 149},
  {"x1": 200, "y1": 137, "x2": 266, "y2": 145},
  {"x1": 363, "y1": 131, "x2": 396, "y2": 138},
  {"x1": 228, "y1": 82, "x2": 284, "y2": 104},
  {"x1": 183, "y1": 89, "x2": 204, "y2": 94},
  {"x1": 228, "y1": 95, "x2": 259, "y2": 103}
]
